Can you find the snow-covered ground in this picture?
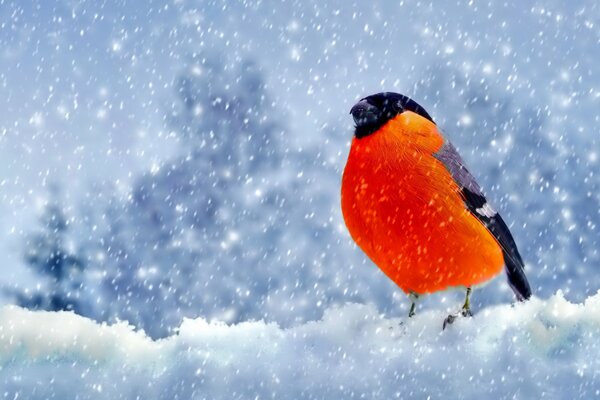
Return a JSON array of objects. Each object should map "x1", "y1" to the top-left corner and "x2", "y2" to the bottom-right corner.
[{"x1": 3, "y1": 292, "x2": 600, "y2": 399}]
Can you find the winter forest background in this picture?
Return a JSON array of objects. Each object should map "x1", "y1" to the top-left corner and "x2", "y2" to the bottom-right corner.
[{"x1": 1, "y1": 1, "x2": 599, "y2": 398}]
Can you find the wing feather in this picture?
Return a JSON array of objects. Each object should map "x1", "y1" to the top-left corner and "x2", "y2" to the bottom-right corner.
[{"x1": 434, "y1": 141, "x2": 532, "y2": 300}]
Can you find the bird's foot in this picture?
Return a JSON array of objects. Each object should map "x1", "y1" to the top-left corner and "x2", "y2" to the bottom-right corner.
[
  {"x1": 408, "y1": 307, "x2": 416, "y2": 318},
  {"x1": 442, "y1": 307, "x2": 473, "y2": 330},
  {"x1": 407, "y1": 293, "x2": 418, "y2": 318},
  {"x1": 442, "y1": 313, "x2": 458, "y2": 329}
]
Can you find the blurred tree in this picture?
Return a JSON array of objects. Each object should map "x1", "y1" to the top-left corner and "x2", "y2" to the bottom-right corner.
[
  {"x1": 94, "y1": 53, "x2": 291, "y2": 336},
  {"x1": 13, "y1": 186, "x2": 87, "y2": 314},
  {"x1": 94, "y1": 52, "x2": 388, "y2": 337}
]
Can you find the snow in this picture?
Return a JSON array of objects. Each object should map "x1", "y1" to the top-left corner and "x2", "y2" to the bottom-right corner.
[
  {"x1": 3, "y1": 291, "x2": 600, "y2": 399},
  {"x1": 1, "y1": 0, "x2": 600, "y2": 397}
]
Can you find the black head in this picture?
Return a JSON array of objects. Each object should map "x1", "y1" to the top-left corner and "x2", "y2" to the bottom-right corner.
[{"x1": 350, "y1": 92, "x2": 435, "y2": 138}]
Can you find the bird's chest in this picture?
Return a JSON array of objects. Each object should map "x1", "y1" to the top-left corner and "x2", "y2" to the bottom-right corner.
[{"x1": 341, "y1": 147, "x2": 447, "y2": 245}]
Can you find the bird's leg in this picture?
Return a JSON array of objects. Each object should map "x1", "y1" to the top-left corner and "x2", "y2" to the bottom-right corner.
[
  {"x1": 443, "y1": 287, "x2": 473, "y2": 329},
  {"x1": 408, "y1": 302, "x2": 416, "y2": 318},
  {"x1": 408, "y1": 292, "x2": 419, "y2": 318},
  {"x1": 461, "y1": 287, "x2": 473, "y2": 317}
]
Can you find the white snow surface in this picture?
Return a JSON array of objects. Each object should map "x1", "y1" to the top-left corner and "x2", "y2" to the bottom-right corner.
[{"x1": 2, "y1": 292, "x2": 600, "y2": 399}]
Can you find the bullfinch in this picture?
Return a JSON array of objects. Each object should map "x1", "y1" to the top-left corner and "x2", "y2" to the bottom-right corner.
[{"x1": 341, "y1": 92, "x2": 532, "y2": 327}]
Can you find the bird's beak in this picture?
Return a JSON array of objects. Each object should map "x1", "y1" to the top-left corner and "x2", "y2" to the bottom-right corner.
[{"x1": 350, "y1": 100, "x2": 379, "y2": 127}]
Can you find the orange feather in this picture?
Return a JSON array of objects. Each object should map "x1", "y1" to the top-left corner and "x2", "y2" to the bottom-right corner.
[{"x1": 341, "y1": 111, "x2": 504, "y2": 295}]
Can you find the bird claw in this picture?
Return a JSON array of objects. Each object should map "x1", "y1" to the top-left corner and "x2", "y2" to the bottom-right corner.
[
  {"x1": 442, "y1": 314, "x2": 457, "y2": 330},
  {"x1": 442, "y1": 308, "x2": 472, "y2": 330}
]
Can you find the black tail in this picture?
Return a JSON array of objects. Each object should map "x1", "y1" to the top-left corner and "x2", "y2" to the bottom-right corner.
[
  {"x1": 490, "y1": 215, "x2": 532, "y2": 301},
  {"x1": 503, "y1": 250, "x2": 532, "y2": 301},
  {"x1": 433, "y1": 143, "x2": 533, "y2": 302}
]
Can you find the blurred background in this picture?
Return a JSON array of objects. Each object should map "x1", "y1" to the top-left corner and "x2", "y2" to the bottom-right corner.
[{"x1": 0, "y1": 0, "x2": 598, "y2": 338}]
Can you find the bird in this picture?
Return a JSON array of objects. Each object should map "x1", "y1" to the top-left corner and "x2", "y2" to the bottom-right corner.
[{"x1": 341, "y1": 92, "x2": 532, "y2": 328}]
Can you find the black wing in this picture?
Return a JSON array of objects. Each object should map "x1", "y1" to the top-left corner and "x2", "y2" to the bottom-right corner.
[{"x1": 434, "y1": 141, "x2": 532, "y2": 301}]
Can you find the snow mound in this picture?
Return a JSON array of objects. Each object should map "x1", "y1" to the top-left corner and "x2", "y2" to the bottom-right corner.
[{"x1": 2, "y1": 292, "x2": 600, "y2": 399}]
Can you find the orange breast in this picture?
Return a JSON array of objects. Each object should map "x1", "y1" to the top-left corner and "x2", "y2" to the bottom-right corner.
[{"x1": 341, "y1": 111, "x2": 504, "y2": 295}]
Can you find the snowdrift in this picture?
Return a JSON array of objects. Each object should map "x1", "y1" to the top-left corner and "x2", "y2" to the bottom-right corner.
[{"x1": 2, "y1": 292, "x2": 600, "y2": 399}]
